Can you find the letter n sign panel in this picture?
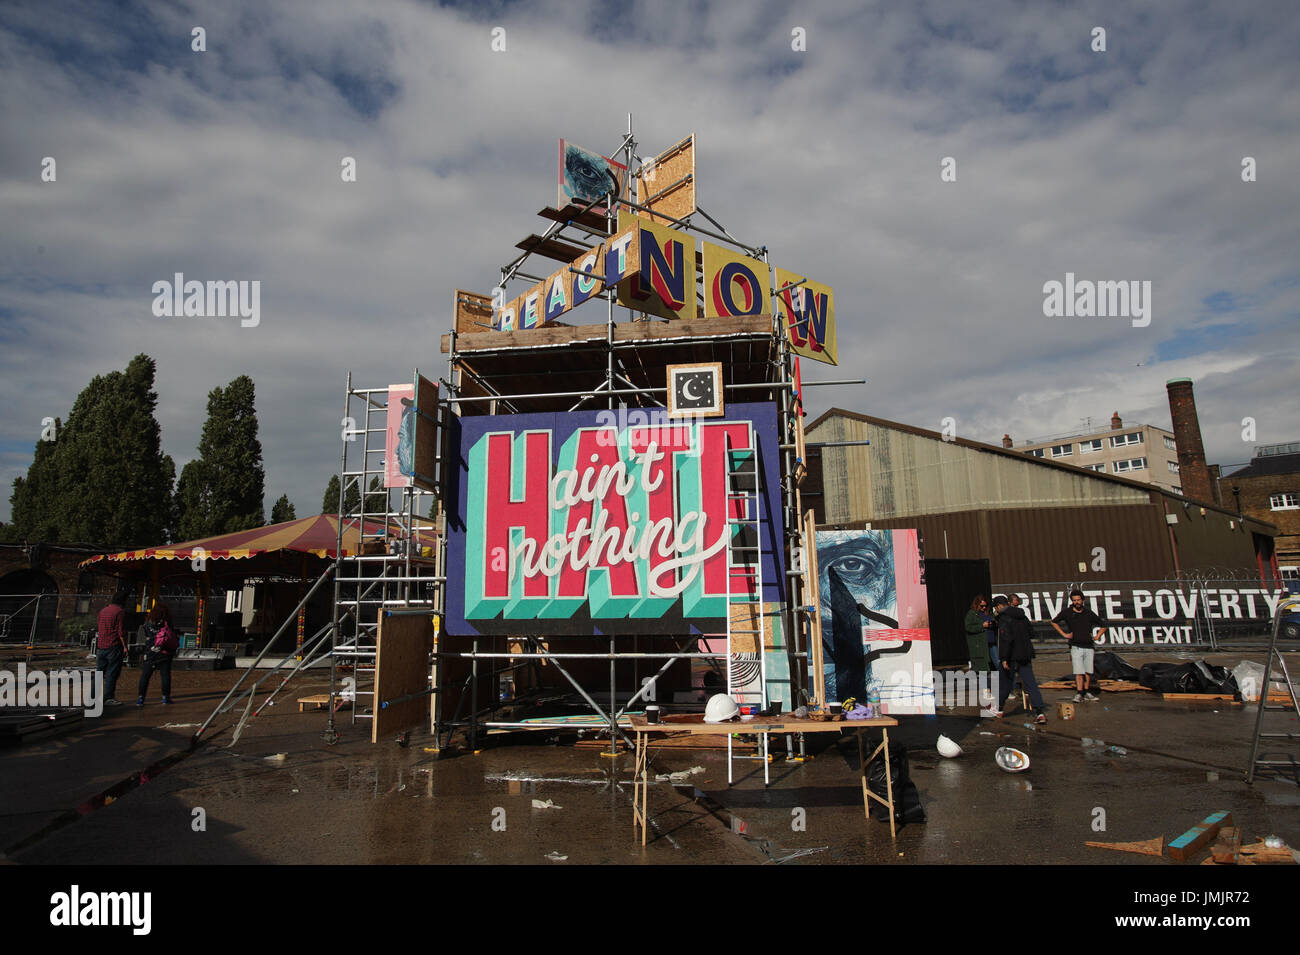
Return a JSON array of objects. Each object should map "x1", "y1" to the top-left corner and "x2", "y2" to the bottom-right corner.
[{"x1": 444, "y1": 403, "x2": 786, "y2": 636}]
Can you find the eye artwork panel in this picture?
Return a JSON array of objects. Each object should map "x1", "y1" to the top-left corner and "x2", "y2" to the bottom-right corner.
[
  {"x1": 815, "y1": 529, "x2": 934, "y2": 715},
  {"x1": 558, "y1": 140, "x2": 626, "y2": 210}
]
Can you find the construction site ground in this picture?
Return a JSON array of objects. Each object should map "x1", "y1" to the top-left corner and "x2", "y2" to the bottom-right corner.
[{"x1": 1, "y1": 647, "x2": 1297, "y2": 868}]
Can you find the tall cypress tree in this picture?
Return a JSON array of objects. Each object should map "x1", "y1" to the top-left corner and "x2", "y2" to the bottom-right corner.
[
  {"x1": 321, "y1": 474, "x2": 360, "y2": 516},
  {"x1": 176, "y1": 375, "x2": 266, "y2": 537},
  {"x1": 270, "y1": 494, "x2": 296, "y2": 524},
  {"x1": 10, "y1": 356, "x2": 172, "y2": 545}
]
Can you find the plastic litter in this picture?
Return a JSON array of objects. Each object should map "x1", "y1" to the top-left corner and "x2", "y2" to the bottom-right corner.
[
  {"x1": 1232, "y1": 661, "x2": 1266, "y2": 702},
  {"x1": 1264, "y1": 835, "x2": 1284, "y2": 849},
  {"x1": 1107, "y1": 745, "x2": 1127, "y2": 756},
  {"x1": 545, "y1": 851, "x2": 568, "y2": 861},
  {"x1": 531, "y1": 798, "x2": 562, "y2": 809}
]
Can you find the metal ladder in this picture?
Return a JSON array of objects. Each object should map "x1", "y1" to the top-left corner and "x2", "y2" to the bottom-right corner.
[
  {"x1": 725, "y1": 431, "x2": 769, "y2": 785},
  {"x1": 1246, "y1": 591, "x2": 1300, "y2": 783}
]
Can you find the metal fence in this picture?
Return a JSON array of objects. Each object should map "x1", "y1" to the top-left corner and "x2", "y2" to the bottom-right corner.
[
  {"x1": 0, "y1": 591, "x2": 205, "y2": 646},
  {"x1": 990, "y1": 578, "x2": 1294, "y2": 650}
]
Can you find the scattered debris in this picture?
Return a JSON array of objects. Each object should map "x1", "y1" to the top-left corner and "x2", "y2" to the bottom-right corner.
[
  {"x1": 978, "y1": 731, "x2": 994, "y2": 736},
  {"x1": 654, "y1": 765, "x2": 706, "y2": 782},
  {"x1": 544, "y1": 851, "x2": 568, "y2": 861},
  {"x1": 263, "y1": 753, "x2": 288, "y2": 763},
  {"x1": 531, "y1": 798, "x2": 561, "y2": 810},
  {"x1": 1168, "y1": 810, "x2": 1232, "y2": 862},
  {"x1": 1086, "y1": 836, "x2": 1164, "y2": 857}
]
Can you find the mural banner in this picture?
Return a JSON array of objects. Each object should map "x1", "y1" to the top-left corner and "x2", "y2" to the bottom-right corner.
[
  {"x1": 816, "y1": 529, "x2": 934, "y2": 715},
  {"x1": 446, "y1": 403, "x2": 785, "y2": 636}
]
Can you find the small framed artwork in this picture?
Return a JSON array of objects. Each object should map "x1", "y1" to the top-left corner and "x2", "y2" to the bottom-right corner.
[{"x1": 666, "y1": 362, "x2": 724, "y2": 418}]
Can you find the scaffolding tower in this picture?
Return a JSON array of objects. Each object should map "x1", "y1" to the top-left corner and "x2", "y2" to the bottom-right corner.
[
  {"x1": 325, "y1": 373, "x2": 442, "y2": 743},
  {"x1": 421, "y1": 119, "x2": 857, "y2": 762}
]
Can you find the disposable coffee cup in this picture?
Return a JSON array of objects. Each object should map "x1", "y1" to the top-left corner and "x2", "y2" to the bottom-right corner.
[
  {"x1": 828, "y1": 701, "x2": 842, "y2": 715},
  {"x1": 646, "y1": 705, "x2": 661, "y2": 724}
]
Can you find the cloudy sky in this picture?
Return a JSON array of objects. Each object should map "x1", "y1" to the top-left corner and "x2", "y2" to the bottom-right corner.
[{"x1": 2, "y1": 0, "x2": 1297, "y2": 527}]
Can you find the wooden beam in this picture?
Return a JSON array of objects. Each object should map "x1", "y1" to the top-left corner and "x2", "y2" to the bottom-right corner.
[
  {"x1": 1168, "y1": 811, "x2": 1233, "y2": 862},
  {"x1": 442, "y1": 314, "x2": 774, "y2": 354},
  {"x1": 514, "y1": 234, "x2": 592, "y2": 263}
]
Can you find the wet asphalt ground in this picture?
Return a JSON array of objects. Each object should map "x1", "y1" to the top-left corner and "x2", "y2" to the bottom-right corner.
[{"x1": 2, "y1": 650, "x2": 1297, "y2": 866}]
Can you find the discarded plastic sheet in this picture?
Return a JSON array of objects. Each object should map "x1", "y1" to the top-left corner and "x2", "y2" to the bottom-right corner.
[
  {"x1": 531, "y1": 798, "x2": 562, "y2": 810},
  {"x1": 545, "y1": 851, "x2": 568, "y2": 861},
  {"x1": 654, "y1": 765, "x2": 706, "y2": 782}
]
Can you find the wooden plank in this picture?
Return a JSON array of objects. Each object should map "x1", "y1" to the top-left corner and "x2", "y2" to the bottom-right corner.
[
  {"x1": 1167, "y1": 811, "x2": 1232, "y2": 862},
  {"x1": 1085, "y1": 836, "x2": 1164, "y2": 857},
  {"x1": 453, "y1": 289, "x2": 494, "y2": 335},
  {"x1": 442, "y1": 314, "x2": 774, "y2": 353},
  {"x1": 1162, "y1": 693, "x2": 1239, "y2": 702},
  {"x1": 538, "y1": 205, "x2": 609, "y2": 232},
  {"x1": 514, "y1": 233, "x2": 593, "y2": 264},
  {"x1": 371, "y1": 611, "x2": 436, "y2": 743},
  {"x1": 804, "y1": 510, "x2": 825, "y2": 706}
]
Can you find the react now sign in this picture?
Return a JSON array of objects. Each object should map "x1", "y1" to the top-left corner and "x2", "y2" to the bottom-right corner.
[{"x1": 445, "y1": 404, "x2": 785, "y2": 636}]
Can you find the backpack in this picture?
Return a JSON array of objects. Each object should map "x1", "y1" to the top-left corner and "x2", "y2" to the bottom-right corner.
[{"x1": 153, "y1": 622, "x2": 180, "y2": 655}]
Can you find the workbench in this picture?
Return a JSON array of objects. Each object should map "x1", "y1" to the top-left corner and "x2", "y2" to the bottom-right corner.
[{"x1": 628, "y1": 713, "x2": 901, "y2": 844}]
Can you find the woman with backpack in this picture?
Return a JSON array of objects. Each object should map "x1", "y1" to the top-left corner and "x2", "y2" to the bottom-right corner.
[{"x1": 136, "y1": 601, "x2": 179, "y2": 706}]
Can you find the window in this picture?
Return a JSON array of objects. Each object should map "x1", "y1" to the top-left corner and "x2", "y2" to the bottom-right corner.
[
  {"x1": 1050, "y1": 444, "x2": 1073, "y2": 457},
  {"x1": 1163, "y1": 436, "x2": 1177, "y2": 450},
  {"x1": 1113, "y1": 457, "x2": 1147, "y2": 473},
  {"x1": 1111, "y1": 432, "x2": 1143, "y2": 448},
  {"x1": 1085, "y1": 463, "x2": 1106, "y2": 472},
  {"x1": 1080, "y1": 439, "x2": 1103, "y2": 453},
  {"x1": 1028, "y1": 448, "x2": 1045, "y2": 458},
  {"x1": 1168, "y1": 461, "x2": 1180, "y2": 474},
  {"x1": 1271, "y1": 492, "x2": 1300, "y2": 510}
]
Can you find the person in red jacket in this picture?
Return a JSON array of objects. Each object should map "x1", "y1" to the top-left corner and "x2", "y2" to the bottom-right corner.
[
  {"x1": 136, "y1": 601, "x2": 179, "y2": 706},
  {"x1": 95, "y1": 589, "x2": 130, "y2": 705}
]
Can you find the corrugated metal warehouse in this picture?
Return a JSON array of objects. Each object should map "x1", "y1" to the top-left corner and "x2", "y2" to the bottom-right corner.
[{"x1": 804, "y1": 409, "x2": 1280, "y2": 585}]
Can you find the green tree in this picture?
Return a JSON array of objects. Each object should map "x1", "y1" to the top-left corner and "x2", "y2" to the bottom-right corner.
[
  {"x1": 10, "y1": 356, "x2": 173, "y2": 545},
  {"x1": 321, "y1": 474, "x2": 360, "y2": 515},
  {"x1": 270, "y1": 494, "x2": 296, "y2": 524},
  {"x1": 365, "y1": 476, "x2": 388, "y2": 515},
  {"x1": 175, "y1": 375, "x2": 266, "y2": 537}
]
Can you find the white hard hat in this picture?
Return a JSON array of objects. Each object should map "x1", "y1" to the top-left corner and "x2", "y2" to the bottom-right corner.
[
  {"x1": 995, "y1": 746, "x2": 1030, "y2": 773},
  {"x1": 704, "y1": 693, "x2": 740, "y2": 723},
  {"x1": 937, "y1": 734, "x2": 963, "y2": 758}
]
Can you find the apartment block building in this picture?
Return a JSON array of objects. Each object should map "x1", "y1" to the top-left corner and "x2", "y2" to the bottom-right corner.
[{"x1": 1003, "y1": 412, "x2": 1183, "y2": 493}]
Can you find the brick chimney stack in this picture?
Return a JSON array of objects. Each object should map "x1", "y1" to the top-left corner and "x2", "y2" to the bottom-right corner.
[
  {"x1": 1002, "y1": 434, "x2": 1013, "y2": 448},
  {"x1": 1111, "y1": 412, "x2": 1122, "y2": 430},
  {"x1": 1166, "y1": 378, "x2": 1213, "y2": 503}
]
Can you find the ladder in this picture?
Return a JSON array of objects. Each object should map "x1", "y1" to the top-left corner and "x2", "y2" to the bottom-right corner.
[
  {"x1": 1245, "y1": 590, "x2": 1300, "y2": 784},
  {"x1": 725, "y1": 431, "x2": 769, "y2": 785}
]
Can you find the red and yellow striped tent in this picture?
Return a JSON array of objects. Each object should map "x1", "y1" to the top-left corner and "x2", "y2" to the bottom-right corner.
[{"x1": 79, "y1": 514, "x2": 435, "y2": 581}]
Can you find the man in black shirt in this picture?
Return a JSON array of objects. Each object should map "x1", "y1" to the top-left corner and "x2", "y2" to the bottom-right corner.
[{"x1": 1051, "y1": 589, "x2": 1108, "y2": 702}]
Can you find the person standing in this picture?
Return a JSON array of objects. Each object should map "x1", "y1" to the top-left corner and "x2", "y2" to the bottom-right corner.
[
  {"x1": 1051, "y1": 589, "x2": 1108, "y2": 702},
  {"x1": 137, "y1": 601, "x2": 179, "y2": 705},
  {"x1": 993, "y1": 594, "x2": 1047, "y2": 723},
  {"x1": 963, "y1": 595, "x2": 992, "y2": 670},
  {"x1": 95, "y1": 588, "x2": 130, "y2": 706}
]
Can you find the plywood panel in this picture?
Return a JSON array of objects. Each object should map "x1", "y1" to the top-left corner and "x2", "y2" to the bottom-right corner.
[
  {"x1": 454, "y1": 289, "x2": 494, "y2": 335},
  {"x1": 371, "y1": 611, "x2": 436, "y2": 742},
  {"x1": 636, "y1": 135, "x2": 695, "y2": 225}
]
